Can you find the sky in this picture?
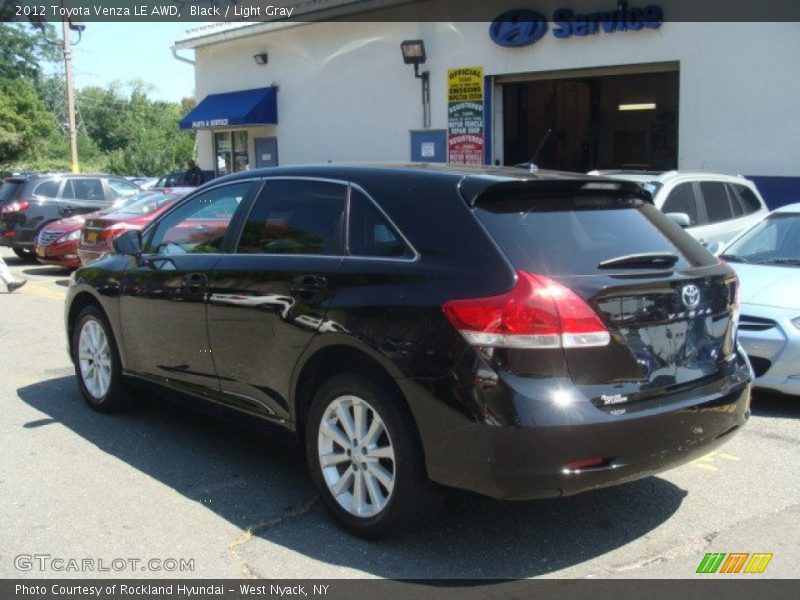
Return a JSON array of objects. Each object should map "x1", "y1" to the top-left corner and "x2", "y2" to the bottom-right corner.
[{"x1": 44, "y1": 22, "x2": 204, "y2": 103}]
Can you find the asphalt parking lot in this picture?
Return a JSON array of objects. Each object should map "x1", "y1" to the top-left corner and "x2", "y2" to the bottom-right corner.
[{"x1": 1, "y1": 247, "x2": 798, "y2": 580}]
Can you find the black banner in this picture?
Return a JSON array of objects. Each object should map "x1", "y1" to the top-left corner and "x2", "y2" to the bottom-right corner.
[
  {"x1": 3, "y1": 580, "x2": 800, "y2": 600},
  {"x1": 3, "y1": 0, "x2": 800, "y2": 23}
]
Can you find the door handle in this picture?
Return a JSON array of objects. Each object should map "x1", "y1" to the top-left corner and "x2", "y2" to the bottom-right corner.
[{"x1": 182, "y1": 273, "x2": 207, "y2": 294}]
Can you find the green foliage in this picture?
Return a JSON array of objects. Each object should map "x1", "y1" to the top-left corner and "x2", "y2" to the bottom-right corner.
[
  {"x1": 77, "y1": 81, "x2": 195, "y2": 176},
  {"x1": 0, "y1": 78, "x2": 58, "y2": 162},
  {"x1": 0, "y1": 24, "x2": 195, "y2": 176},
  {"x1": 0, "y1": 22, "x2": 60, "y2": 81},
  {"x1": 1, "y1": 75, "x2": 195, "y2": 175}
]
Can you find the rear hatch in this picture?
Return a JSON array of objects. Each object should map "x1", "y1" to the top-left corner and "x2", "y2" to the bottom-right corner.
[
  {"x1": 0, "y1": 178, "x2": 26, "y2": 231},
  {"x1": 466, "y1": 179, "x2": 739, "y2": 406}
]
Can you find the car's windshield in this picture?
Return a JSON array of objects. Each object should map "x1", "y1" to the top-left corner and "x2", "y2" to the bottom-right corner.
[{"x1": 722, "y1": 213, "x2": 800, "y2": 266}]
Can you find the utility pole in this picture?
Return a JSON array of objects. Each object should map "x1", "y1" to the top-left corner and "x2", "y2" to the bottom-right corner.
[
  {"x1": 30, "y1": 6, "x2": 84, "y2": 173},
  {"x1": 62, "y1": 19, "x2": 79, "y2": 173}
]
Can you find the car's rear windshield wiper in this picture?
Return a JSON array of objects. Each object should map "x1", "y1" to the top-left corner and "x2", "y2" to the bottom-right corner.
[
  {"x1": 598, "y1": 252, "x2": 679, "y2": 269},
  {"x1": 754, "y1": 257, "x2": 800, "y2": 267}
]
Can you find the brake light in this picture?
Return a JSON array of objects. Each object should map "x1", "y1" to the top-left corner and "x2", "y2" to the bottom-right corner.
[
  {"x1": 1, "y1": 200, "x2": 29, "y2": 213},
  {"x1": 101, "y1": 223, "x2": 138, "y2": 240},
  {"x1": 443, "y1": 271, "x2": 610, "y2": 349}
]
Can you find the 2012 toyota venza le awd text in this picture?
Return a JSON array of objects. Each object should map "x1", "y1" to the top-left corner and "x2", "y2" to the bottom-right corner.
[{"x1": 65, "y1": 164, "x2": 751, "y2": 537}]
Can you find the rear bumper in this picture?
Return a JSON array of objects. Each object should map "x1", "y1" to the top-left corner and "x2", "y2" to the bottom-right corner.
[
  {"x1": 1, "y1": 227, "x2": 37, "y2": 248},
  {"x1": 403, "y1": 354, "x2": 751, "y2": 500}
]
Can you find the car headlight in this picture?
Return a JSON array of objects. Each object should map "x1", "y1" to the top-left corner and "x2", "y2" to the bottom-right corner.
[
  {"x1": 58, "y1": 229, "x2": 81, "y2": 243},
  {"x1": 792, "y1": 317, "x2": 800, "y2": 332}
]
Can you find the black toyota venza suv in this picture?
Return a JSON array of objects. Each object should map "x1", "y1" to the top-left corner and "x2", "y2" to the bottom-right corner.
[{"x1": 65, "y1": 164, "x2": 751, "y2": 537}]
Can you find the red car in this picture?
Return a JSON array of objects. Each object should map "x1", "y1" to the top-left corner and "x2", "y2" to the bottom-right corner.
[
  {"x1": 35, "y1": 189, "x2": 193, "y2": 269},
  {"x1": 34, "y1": 193, "x2": 148, "y2": 269},
  {"x1": 76, "y1": 188, "x2": 194, "y2": 265}
]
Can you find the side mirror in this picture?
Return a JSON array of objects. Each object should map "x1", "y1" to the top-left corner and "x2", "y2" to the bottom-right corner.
[
  {"x1": 706, "y1": 241, "x2": 725, "y2": 256},
  {"x1": 665, "y1": 212, "x2": 691, "y2": 228},
  {"x1": 113, "y1": 230, "x2": 143, "y2": 256}
]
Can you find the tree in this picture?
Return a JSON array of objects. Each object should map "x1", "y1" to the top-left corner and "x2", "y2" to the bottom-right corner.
[
  {"x1": 0, "y1": 77, "x2": 57, "y2": 162},
  {"x1": 0, "y1": 22, "x2": 60, "y2": 82}
]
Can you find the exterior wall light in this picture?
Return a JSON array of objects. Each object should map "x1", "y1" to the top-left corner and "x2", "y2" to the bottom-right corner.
[
  {"x1": 400, "y1": 40, "x2": 430, "y2": 128},
  {"x1": 253, "y1": 53, "x2": 269, "y2": 65}
]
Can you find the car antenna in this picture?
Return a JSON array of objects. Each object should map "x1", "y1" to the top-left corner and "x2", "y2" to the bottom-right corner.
[{"x1": 528, "y1": 128, "x2": 552, "y2": 173}]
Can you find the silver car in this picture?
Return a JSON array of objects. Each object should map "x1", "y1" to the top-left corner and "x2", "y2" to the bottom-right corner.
[
  {"x1": 591, "y1": 170, "x2": 769, "y2": 247},
  {"x1": 718, "y1": 203, "x2": 800, "y2": 396}
]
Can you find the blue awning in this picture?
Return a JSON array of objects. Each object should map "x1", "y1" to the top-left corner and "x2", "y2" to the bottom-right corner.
[{"x1": 179, "y1": 87, "x2": 278, "y2": 130}]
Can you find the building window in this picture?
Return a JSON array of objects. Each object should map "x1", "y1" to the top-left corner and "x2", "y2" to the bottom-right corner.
[{"x1": 214, "y1": 131, "x2": 250, "y2": 176}]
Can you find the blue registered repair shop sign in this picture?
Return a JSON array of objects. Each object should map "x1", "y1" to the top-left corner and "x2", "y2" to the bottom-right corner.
[{"x1": 489, "y1": 9, "x2": 549, "y2": 47}]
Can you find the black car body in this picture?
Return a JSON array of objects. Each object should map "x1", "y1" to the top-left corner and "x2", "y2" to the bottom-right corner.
[
  {"x1": 64, "y1": 164, "x2": 751, "y2": 536},
  {"x1": 0, "y1": 173, "x2": 140, "y2": 260}
]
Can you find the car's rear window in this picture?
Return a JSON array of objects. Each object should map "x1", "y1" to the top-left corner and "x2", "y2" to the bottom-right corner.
[
  {"x1": 475, "y1": 193, "x2": 715, "y2": 275},
  {"x1": 0, "y1": 180, "x2": 22, "y2": 203}
]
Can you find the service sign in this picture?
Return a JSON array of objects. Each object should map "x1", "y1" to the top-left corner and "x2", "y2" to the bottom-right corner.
[{"x1": 447, "y1": 67, "x2": 484, "y2": 165}]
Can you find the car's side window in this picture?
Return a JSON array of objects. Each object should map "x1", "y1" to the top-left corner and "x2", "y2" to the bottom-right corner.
[
  {"x1": 32, "y1": 180, "x2": 60, "y2": 198},
  {"x1": 729, "y1": 184, "x2": 763, "y2": 215},
  {"x1": 348, "y1": 189, "x2": 414, "y2": 259},
  {"x1": 237, "y1": 179, "x2": 347, "y2": 255},
  {"x1": 71, "y1": 178, "x2": 105, "y2": 201},
  {"x1": 146, "y1": 182, "x2": 252, "y2": 255},
  {"x1": 700, "y1": 182, "x2": 734, "y2": 224},
  {"x1": 62, "y1": 180, "x2": 76, "y2": 200},
  {"x1": 108, "y1": 179, "x2": 140, "y2": 199},
  {"x1": 661, "y1": 183, "x2": 700, "y2": 225}
]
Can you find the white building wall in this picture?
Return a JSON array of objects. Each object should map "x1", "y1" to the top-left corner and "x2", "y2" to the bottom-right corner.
[{"x1": 192, "y1": 20, "x2": 800, "y2": 177}]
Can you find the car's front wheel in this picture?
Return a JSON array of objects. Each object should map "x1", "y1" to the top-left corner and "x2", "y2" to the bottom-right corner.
[
  {"x1": 72, "y1": 306, "x2": 132, "y2": 412},
  {"x1": 13, "y1": 247, "x2": 38, "y2": 262},
  {"x1": 305, "y1": 372, "x2": 441, "y2": 538}
]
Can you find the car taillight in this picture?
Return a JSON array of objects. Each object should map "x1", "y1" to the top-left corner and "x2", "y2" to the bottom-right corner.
[
  {"x1": 102, "y1": 223, "x2": 137, "y2": 239},
  {"x1": 1, "y1": 200, "x2": 29, "y2": 213},
  {"x1": 443, "y1": 270, "x2": 610, "y2": 349}
]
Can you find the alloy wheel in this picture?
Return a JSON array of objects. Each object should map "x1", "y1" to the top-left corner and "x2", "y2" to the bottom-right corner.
[
  {"x1": 317, "y1": 394, "x2": 396, "y2": 518},
  {"x1": 77, "y1": 319, "x2": 112, "y2": 400}
]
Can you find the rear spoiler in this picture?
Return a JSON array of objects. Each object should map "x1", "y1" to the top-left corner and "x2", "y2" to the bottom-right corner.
[{"x1": 458, "y1": 176, "x2": 654, "y2": 208}]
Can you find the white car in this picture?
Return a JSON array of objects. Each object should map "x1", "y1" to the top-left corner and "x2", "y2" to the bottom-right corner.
[
  {"x1": 590, "y1": 170, "x2": 769, "y2": 246},
  {"x1": 715, "y1": 203, "x2": 800, "y2": 397}
]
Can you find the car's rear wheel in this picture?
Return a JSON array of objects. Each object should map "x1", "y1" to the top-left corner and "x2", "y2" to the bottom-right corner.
[
  {"x1": 13, "y1": 247, "x2": 38, "y2": 262},
  {"x1": 305, "y1": 372, "x2": 442, "y2": 538},
  {"x1": 72, "y1": 306, "x2": 132, "y2": 412}
]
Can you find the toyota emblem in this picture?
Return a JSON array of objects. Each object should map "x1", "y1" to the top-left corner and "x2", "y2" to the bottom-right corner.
[{"x1": 681, "y1": 284, "x2": 701, "y2": 309}]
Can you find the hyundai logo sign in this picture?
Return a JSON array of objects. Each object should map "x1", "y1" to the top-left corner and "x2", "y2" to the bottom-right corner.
[
  {"x1": 490, "y1": 2, "x2": 663, "y2": 48},
  {"x1": 489, "y1": 9, "x2": 549, "y2": 47}
]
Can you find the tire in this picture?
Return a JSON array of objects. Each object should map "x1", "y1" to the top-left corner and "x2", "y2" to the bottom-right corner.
[
  {"x1": 13, "y1": 247, "x2": 38, "y2": 262},
  {"x1": 71, "y1": 305, "x2": 133, "y2": 413},
  {"x1": 305, "y1": 372, "x2": 442, "y2": 538}
]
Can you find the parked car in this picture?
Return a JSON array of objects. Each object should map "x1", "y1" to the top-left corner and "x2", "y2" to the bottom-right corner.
[
  {"x1": 77, "y1": 188, "x2": 194, "y2": 265},
  {"x1": 65, "y1": 164, "x2": 750, "y2": 537},
  {"x1": 715, "y1": 203, "x2": 800, "y2": 397},
  {"x1": 588, "y1": 170, "x2": 769, "y2": 247},
  {"x1": 0, "y1": 173, "x2": 141, "y2": 261},
  {"x1": 129, "y1": 177, "x2": 159, "y2": 190},
  {"x1": 153, "y1": 171, "x2": 186, "y2": 189},
  {"x1": 36, "y1": 189, "x2": 192, "y2": 269}
]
